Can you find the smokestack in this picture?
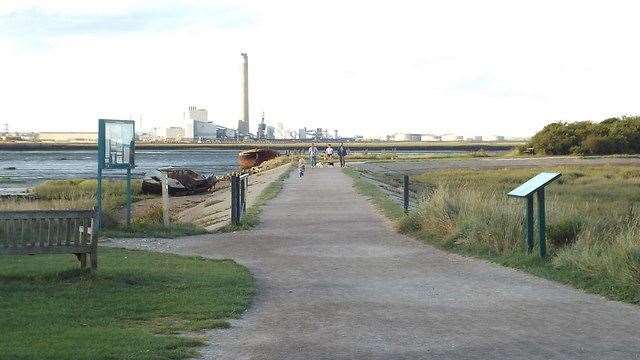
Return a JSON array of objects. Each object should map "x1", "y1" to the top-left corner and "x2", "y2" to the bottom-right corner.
[{"x1": 240, "y1": 52, "x2": 249, "y2": 136}]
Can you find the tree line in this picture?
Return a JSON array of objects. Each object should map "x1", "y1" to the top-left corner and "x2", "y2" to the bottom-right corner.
[{"x1": 526, "y1": 116, "x2": 640, "y2": 155}]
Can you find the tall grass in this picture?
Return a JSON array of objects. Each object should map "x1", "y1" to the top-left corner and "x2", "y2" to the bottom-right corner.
[
  {"x1": 394, "y1": 165, "x2": 640, "y2": 303},
  {"x1": 0, "y1": 179, "x2": 144, "y2": 229}
]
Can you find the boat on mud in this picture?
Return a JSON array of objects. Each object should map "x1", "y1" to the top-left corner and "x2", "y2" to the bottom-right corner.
[
  {"x1": 238, "y1": 148, "x2": 280, "y2": 169},
  {"x1": 142, "y1": 167, "x2": 217, "y2": 196}
]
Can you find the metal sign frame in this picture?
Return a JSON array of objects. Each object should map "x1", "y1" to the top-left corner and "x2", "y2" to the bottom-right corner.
[
  {"x1": 508, "y1": 172, "x2": 561, "y2": 257},
  {"x1": 96, "y1": 119, "x2": 136, "y2": 231}
]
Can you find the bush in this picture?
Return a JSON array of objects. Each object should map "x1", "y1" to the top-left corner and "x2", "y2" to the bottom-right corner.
[
  {"x1": 547, "y1": 216, "x2": 583, "y2": 248},
  {"x1": 528, "y1": 116, "x2": 640, "y2": 155},
  {"x1": 134, "y1": 204, "x2": 164, "y2": 225}
]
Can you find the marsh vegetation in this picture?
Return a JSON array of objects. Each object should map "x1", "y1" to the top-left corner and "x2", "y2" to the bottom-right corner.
[{"x1": 350, "y1": 165, "x2": 640, "y2": 304}]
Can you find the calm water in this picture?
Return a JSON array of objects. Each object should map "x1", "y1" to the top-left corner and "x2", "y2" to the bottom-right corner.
[
  {"x1": 0, "y1": 149, "x2": 240, "y2": 190},
  {"x1": 0, "y1": 148, "x2": 488, "y2": 192}
]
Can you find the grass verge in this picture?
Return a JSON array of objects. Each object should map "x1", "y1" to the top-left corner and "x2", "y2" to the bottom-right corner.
[
  {"x1": 344, "y1": 165, "x2": 640, "y2": 305},
  {"x1": 0, "y1": 247, "x2": 254, "y2": 360},
  {"x1": 343, "y1": 167, "x2": 405, "y2": 220},
  {"x1": 99, "y1": 223, "x2": 209, "y2": 239},
  {"x1": 218, "y1": 165, "x2": 293, "y2": 232}
]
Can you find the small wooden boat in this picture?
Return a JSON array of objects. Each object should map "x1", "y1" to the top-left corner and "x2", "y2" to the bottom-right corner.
[
  {"x1": 142, "y1": 167, "x2": 217, "y2": 196},
  {"x1": 238, "y1": 148, "x2": 279, "y2": 169}
]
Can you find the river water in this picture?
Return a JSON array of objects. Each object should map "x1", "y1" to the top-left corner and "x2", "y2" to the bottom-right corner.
[
  {"x1": 0, "y1": 149, "x2": 240, "y2": 191},
  {"x1": 0, "y1": 148, "x2": 478, "y2": 193}
]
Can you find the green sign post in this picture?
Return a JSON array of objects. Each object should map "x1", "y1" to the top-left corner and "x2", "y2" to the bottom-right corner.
[
  {"x1": 508, "y1": 172, "x2": 561, "y2": 257},
  {"x1": 96, "y1": 119, "x2": 135, "y2": 231}
]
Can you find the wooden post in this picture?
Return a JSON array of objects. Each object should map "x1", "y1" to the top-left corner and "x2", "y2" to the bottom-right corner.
[
  {"x1": 95, "y1": 166, "x2": 103, "y2": 231},
  {"x1": 403, "y1": 175, "x2": 409, "y2": 214},
  {"x1": 537, "y1": 189, "x2": 546, "y2": 257},
  {"x1": 230, "y1": 175, "x2": 239, "y2": 225},
  {"x1": 126, "y1": 167, "x2": 132, "y2": 226},
  {"x1": 160, "y1": 172, "x2": 170, "y2": 227}
]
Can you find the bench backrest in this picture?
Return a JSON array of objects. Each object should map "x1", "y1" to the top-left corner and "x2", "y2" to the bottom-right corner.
[{"x1": 0, "y1": 210, "x2": 95, "y2": 253}]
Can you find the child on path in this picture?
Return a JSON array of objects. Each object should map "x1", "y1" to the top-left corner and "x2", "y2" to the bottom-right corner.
[
  {"x1": 298, "y1": 158, "x2": 306, "y2": 178},
  {"x1": 325, "y1": 144, "x2": 334, "y2": 166}
]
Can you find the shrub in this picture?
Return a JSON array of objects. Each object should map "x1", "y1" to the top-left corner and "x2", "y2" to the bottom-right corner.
[
  {"x1": 527, "y1": 116, "x2": 640, "y2": 155},
  {"x1": 547, "y1": 216, "x2": 583, "y2": 248},
  {"x1": 134, "y1": 204, "x2": 164, "y2": 225}
]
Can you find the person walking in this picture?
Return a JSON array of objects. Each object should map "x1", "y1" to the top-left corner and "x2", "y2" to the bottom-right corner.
[
  {"x1": 298, "y1": 158, "x2": 306, "y2": 178},
  {"x1": 325, "y1": 144, "x2": 334, "y2": 166},
  {"x1": 337, "y1": 142, "x2": 348, "y2": 167},
  {"x1": 308, "y1": 143, "x2": 318, "y2": 167}
]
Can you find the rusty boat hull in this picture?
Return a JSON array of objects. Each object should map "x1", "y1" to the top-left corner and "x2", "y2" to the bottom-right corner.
[{"x1": 238, "y1": 148, "x2": 279, "y2": 169}]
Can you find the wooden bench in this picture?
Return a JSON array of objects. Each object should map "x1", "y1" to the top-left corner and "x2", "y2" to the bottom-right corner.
[{"x1": 0, "y1": 210, "x2": 97, "y2": 270}]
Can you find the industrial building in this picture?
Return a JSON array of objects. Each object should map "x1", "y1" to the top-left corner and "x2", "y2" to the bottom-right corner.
[
  {"x1": 420, "y1": 134, "x2": 442, "y2": 142},
  {"x1": 166, "y1": 127, "x2": 185, "y2": 140},
  {"x1": 39, "y1": 132, "x2": 98, "y2": 142},
  {"x1": 193, "y1": 120, "x2": 218, "y2": 139},
  {"x1": 389, "y1": 133, "x2": 423, "y2": 142},
  {"x1": 483, "y1": 135, "x2": 506, "y2": 141},
  {"x1": 266, "y1": 126, "x2": 275, "y2": 140},
  {"x1": 186, "y1": 106, "x2": 208, "y2": 139}
]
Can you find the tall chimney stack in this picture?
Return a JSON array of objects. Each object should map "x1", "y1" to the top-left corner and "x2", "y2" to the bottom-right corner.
[{"x1": 238, "y1": 52, "x2": 250, "y2": 136}]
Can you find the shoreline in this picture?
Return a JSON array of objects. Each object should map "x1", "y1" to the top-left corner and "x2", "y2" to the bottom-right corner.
[{"x1": 0, "y1": 141, "x2": 520, "y2": 152}]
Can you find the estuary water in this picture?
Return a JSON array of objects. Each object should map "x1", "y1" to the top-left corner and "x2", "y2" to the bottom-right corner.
[
  {"x1": 0, "y1": 149, "x2": 240, "y2": 190},
  {"x1": 0, "y1": 148, "x2": 483, "y2": 193}
]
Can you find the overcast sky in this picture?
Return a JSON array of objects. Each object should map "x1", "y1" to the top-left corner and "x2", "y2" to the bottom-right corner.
[{"x1": 1, "y1": 0, "x2": 639, "y2": 137}]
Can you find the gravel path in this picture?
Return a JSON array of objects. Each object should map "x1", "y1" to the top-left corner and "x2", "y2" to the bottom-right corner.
[{"x1": 107, "y1": 167, "x2": 640, "y2": 359}]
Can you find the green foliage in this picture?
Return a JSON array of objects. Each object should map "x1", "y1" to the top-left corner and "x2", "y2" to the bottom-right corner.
[
  {"x1": 352, "y1": 165, "x2": 640, "y2": 304},
  {"x1": 99, "y1": 223, "x2": 208, "y2": 239},
  {"x1": 528, "y1": 116, "x2": 640, "y2": 155},
  {"x1": 0, "y1": 248, "x2": 255, "y2": 360},
  {"x1": 100, "y1": 204, "x2": 208, "y2": 238},
  {"x1": 32, "y1": 179, "x2": 142, "y2": 201},
  {"x1": 342, "y1": 168, "x2": 406, "y2": 220},
  {"x1": 547, "y1": 216, "x2": 583, "y2": 248}
]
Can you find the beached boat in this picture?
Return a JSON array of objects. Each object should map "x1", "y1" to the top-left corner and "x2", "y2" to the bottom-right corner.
[
  {"x1": 238, "y1": 148, "x2": 279, "y2": 169},
  {"x1": 142, "y1": 167, "x2": 217, "y2": 196}
]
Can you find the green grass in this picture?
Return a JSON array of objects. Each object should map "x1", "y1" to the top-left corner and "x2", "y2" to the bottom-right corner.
[
  {"x1": 100, "y1": 203, "x2": 209, "y2": 239},
  {"x1": 99, "y1": 223, "x2": 209, "y2": 239},
  {"x1": 1, "y1": 180, "x2": 211, "y2": 238},
  {"x1": 0, "y1": 248, "x2": 255, "y2": 360},
  {"x1": 343, "y1": 167, "x2": 405, "y2": 220},
  {"x1": 218, "y1": 166, "x2": 293, "y2": 232},
  {"x1": 346, "y1": 165, "x2": 640, "y2": 305}
]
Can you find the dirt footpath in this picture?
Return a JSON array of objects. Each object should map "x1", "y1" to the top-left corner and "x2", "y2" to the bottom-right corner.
[{"x1": 108, "y1": 167, "x2": 640, "y2": 359}]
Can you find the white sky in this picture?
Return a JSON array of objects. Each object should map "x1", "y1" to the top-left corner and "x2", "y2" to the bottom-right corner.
[{"x1": 1, "y1": 0, "x2": 639, "y2": 138}]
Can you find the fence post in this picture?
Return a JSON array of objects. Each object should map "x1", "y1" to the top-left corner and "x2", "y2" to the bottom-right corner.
[
  {"x1": 403, "y1": 174, "x2": 409, "y2": 214},
  {"x1": 230, "y1": 175, "x2": 239, "y2": 225},
  {"x1": 126, "y1": 167, "x2": 132, "y2": 226},
  {"x1": 240, "y1": 176, "x2": 247, "y2": 216},
  {"x1": 161, "y1": 172, "x2": 170, "y2": 227}
]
